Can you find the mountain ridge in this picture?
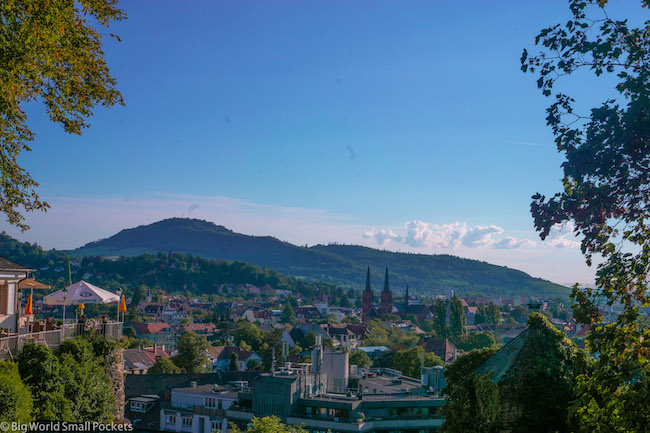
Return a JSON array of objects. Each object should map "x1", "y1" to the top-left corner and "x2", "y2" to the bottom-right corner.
[{"x1": 70, "y1": 217, "x2": 568, "y2": 297}]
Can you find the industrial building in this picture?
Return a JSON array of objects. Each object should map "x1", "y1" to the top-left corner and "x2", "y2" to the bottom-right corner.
[
  {"x1": 226, "y1": 342, "x2": 445, "y2": 433},
  {"x1": 156, "y1": 339, "x2": 445, "y2": 433}
]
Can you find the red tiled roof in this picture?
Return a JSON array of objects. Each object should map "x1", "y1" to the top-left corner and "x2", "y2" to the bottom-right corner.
[
  {"x1": 420, "y1": 338, "x2": 458, "y2": 363},
  {"x1": 181, "y1": 323, "x2": 218, "y2": 333},
  {"x1": 575, "y1": 325, "x2": 590, "y2": 338},
  {"x1": 207, "y1": 345, "x2": 226, "y2": 359},
  {"x1": 135, "y1": 323, "x2": 173, "y2": 334},
  {"x1": 209, "y1": 345, "x2": 257, "y2": 361},
  {"x1": 123, "y1": 346, "x2": 170, "y2": 371}
]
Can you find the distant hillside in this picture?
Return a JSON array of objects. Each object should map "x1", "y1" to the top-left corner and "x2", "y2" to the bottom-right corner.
[
  {"x1": 0, "y1": 233, "x2": 339, "y2": 300},
  {"x1": 70, "y1": 218, "x2": 568, "y2": 298}
]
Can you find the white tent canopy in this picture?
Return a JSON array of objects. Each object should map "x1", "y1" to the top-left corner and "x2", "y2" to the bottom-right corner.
[{"x1": 43, "y1": 281, "x2": 120, "y2": 306}]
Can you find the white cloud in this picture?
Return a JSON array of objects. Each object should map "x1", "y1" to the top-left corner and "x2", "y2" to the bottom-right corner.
[
  {"x1": 545, "y1": 222, "x2": 581, "y2": 248},
  {"x1": 363, "y1": 220, "x2": 535, "y2": 250},
  {"x1": 462, "y1": 225, "x2": 503, "y2": 247},
  {"x1": 494, "y1": 235, "x2": 536, "y2": 250},
  {"x1": 362, "y1": 228, "x2": 401, "y2": 245},
  {"x1": 403, "y1": 221, "x2": 466, "y2": 249}
]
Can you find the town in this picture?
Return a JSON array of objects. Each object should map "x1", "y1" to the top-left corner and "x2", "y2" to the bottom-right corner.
[
  {"x1": 0, "y1": 250, "x2": 610, "y2": 432},
  {"x1": 2, "y1": 1, "x2": 650, "y2": 432}
]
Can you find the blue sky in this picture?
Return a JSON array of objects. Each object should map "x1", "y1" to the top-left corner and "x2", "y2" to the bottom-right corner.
[{"x1": 3, "y1": 0, "x2": 641, "y2": 285}]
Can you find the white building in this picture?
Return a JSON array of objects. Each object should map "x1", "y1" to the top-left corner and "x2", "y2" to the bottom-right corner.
[
  {"x1": 0, "y1": 257, "x2": 33, "y2": 332},
  {"x1": 160, "y1": 383, "x2": 238, "y2": 433}
]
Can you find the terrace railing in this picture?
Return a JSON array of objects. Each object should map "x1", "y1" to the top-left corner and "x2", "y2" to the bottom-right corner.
[{"x1": 0, "y1": 321, "x2": 123, "y2": 360}]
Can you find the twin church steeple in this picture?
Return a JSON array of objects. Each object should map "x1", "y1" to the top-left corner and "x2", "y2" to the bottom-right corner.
[{"x1": 362, "y1": 265, "x2": 393, "y2": 318}]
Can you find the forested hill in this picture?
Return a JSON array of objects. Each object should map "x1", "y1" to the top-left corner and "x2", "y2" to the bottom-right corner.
[
  {"x1": 0, "y1": 233, "x2": 338, "y2": 300},
  {"x1": 68, "y1": 218, "x2": 568, "y2": 297}
]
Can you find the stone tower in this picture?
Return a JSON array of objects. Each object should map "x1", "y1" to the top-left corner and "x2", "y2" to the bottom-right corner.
[
  {"x1": 380, "y1": 265, "x2": 393, "y2": 315},
  {"x1": 362, "y1": 265, "x2": 374, "y2": 318}
]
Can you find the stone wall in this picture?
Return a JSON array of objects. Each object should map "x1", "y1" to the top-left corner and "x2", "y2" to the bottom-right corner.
[{"x1": 105, "y1": 347, "x2": 125, "y2": 421}]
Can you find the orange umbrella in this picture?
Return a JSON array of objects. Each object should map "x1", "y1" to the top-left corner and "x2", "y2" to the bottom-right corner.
[
  {"x1": 118, "y1": 294, "x2": 127, "y2": 313},
  {"x1": 24, "y1": 294, "x2": 33, "y2": 315},
  {"x1": 19, "y1": 279, "x2": 50, "y2": 290}
]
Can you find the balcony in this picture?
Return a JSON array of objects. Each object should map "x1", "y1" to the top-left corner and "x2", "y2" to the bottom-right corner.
[
  {"x1": 226, "y1": 408, "x2": 255, "y2": 422},
  {"x1": 0, "y1": 321, "x2": 123, "y2": 360},
  {"x1": 287, "y1": 412, "x2": 444, "y2": 433},
  {"x1": 286, "y1": 417, "x2": 361, "y2": 433}
]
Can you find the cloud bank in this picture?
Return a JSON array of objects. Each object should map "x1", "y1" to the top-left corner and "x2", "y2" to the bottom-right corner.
[{"x1": 363, "y1": 220, "x2": 540, "y2": 250}]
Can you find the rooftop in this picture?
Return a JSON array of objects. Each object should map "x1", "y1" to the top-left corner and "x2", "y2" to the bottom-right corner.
[
  {"x1": 0, "y1": 256, "x2": 33, "y2": 272},
  {"x1": 175, "y1": 384, "x2": 238, "y2": 397},
  {"x1": 360, "y1": 373, "x2": 422, "y2": 394}
]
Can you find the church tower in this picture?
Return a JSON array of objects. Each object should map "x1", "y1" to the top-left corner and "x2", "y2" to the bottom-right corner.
[
  {"x1": 380, "y1": 265, "x2": 393, "y2": 315},
  {"x1": 404, "y1": 283, "x2": 410, "y2": 306},
  {"x1": 362, "y1": 265, "x2": 374, "y2": 318}
]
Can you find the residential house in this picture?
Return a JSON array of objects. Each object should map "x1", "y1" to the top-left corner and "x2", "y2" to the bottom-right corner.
[
  {"x1": 161, "y1": 304, "x2": 192, "y2": 325},
  {"x1": 180, "y1": 323, "x2": 218, "y2": 336},
  {"x1": 288, "y1": 323, "x2": 330, "y2": 347},
  {"x1": 321, "y1": 323, "x2": 368, "y2": 349},
  {"x1": 124, "y1": 345, "x2": 170, "y2": 374},
  {"x1": 160, "y1": 383, "x2": 238, "y2": 433},
  {"x1": 207, "y1": 346, "x2": 263, "y2": 371},
  {"x1": 135, "y1": 323, "x2": 177, "y2": 352},
  {"x1": 419, "y1": 338, "x2": 458, "y2": 364},
  {"x1": 0, "y1": 256, "x2": 34, "y2": 332},
  {"x1": 139, "y1": 302, "x2": 164, "y2": 319},
  {"x1": 125, "y1": 372, "x2": 260, "y2": 432},
  {"x1": 126, "y1": 395, "x2": 161, "y2": 430},
  {"x1": 295, "y1": 305, "x2": 322, "y2": 322}
]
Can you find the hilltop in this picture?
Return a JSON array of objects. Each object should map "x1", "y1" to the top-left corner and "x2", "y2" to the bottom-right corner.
[{"x1": 69, "y1": 218, "x2": 568, "y2": 298}]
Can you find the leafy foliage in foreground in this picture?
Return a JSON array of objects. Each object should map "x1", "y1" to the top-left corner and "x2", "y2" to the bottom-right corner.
[
  {"x1": 228, "y1": 416, "x2": 307, "y2": 433},
  {"x1": 0, "y1": 361, "x2": 33, "y2": 424},
  {"x1": 16, "y1": 337, "x2": 116, "y2": 422},
  {"x1": 0, "y1": 0, "x2": 125, "y2": 229},
  {"x1": 523, "y1": 1, "x2": 650, "y2": 431},
  {"x1": 441, "y1": 314, "x2": 580, "y2": 433}
]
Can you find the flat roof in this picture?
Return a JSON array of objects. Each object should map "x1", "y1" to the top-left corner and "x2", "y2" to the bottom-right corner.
[
  {"x1": 358, "y1": 346, "x2": 389, "y2": 352},
  {"x1": 175, "y1": 384, "x2": 238, "y2": 396},
  {"x1": 360, "y1": 374, "x2": 422, "y2": 394},
  {"x1": 130, "y1": 397, "x2": 158, "y2": 403}
]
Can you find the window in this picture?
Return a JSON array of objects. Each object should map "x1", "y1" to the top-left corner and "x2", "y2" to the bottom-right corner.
[
  {"x1": 211, "y1": 420, "x2": 220, "y2": 431},
  {"x1": 0, "y1": 284, "x2": 8, "y2": 315},
  {"x1": 218, "y1": 400, "x2": 223, "y2": 410},
  {"x1": 182, "y1": 416, "x2": 192, "y2": 427},
  {"x1": 166, "y1": 414, "x2": 176, "y2": 424},
  {"x1": 206, "y1": 397, "x2": 216, "y2": 408}
]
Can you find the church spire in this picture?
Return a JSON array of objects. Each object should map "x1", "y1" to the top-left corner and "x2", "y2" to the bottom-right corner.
[
  {"x1": 383, "y1": 265, "x2": 390, "y2": 292},
  {"x1": 365, "y1": 265, "x2": 371, "y2": 292},
  {"x1": 380, "y1": 265, "x2": 393, "y2": 315},
  {"x1": 405, "y1": 283, "x2": 410, "y2": 305}
]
